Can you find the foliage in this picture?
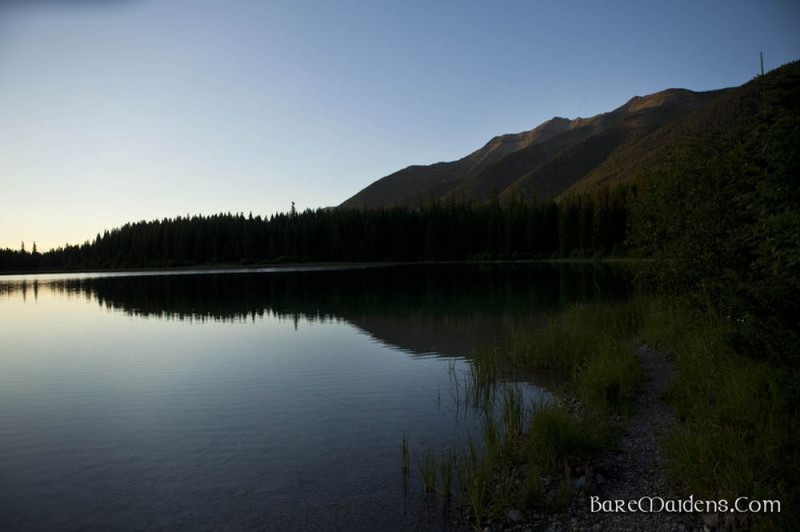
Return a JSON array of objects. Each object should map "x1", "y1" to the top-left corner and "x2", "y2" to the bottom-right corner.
[
  {"x1": 626, "y1": 64, "x2": 799, "y2": 528},
  {"x1": 0, "y1": 187, "x2": 633, "y2": 272},
  {"x1": 632, "y1": 61, "x2": 800, "y2": 366},
  {"x1": 640, "y1": 300, "x2": 800, "y2": 530}
]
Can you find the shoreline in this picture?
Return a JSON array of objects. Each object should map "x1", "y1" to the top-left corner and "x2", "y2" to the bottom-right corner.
[{"x1": 0, "y1": 257, "x2": 645, "y2": 277}]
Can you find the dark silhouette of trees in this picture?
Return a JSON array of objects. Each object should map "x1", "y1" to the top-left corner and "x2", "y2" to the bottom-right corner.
[
  {"x1": 633, "y1": 61, "x2": 800, "y2": 366},
  {"x1": 0, "y1": 186, "x2": 634, "y2": 273}
]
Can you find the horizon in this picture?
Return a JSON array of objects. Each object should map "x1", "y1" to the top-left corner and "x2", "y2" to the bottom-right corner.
[{"x1": 2, "y1": 0, "x2": 799, "y2": 251}]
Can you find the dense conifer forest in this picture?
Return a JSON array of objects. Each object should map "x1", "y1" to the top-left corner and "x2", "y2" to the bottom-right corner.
[{"x1": 0, "y1": 185, "x2": 631, "y2": 271}]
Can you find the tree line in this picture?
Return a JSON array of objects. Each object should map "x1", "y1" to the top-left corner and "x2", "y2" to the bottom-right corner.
[{"x1": 0, "y1": 185, "x2": 632, "y2": 272}]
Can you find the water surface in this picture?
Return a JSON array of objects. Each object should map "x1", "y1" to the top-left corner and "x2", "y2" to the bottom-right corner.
[{"x1": 0, "y1": 263, "x2": 628, "y2": 531}]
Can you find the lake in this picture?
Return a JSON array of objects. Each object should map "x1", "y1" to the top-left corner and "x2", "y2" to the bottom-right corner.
[{"x1": 0, "y1": 263, "x2": 629, "y2": 531}]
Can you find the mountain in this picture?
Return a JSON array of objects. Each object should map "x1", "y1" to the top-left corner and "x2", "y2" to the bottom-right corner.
[
  {"x1": 339, "y1": 116, "x2": 578, "y2": 209},
  {"x1": 562, "y1": 85, "x2": 757, "y2": 196},
  {"x1": 340, "y1": 87, "x2": 728, "y2": 208}
]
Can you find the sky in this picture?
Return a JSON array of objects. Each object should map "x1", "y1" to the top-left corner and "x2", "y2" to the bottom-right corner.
[{"x1": 1, "y1": 0, "x2": 799, "y2": 251}]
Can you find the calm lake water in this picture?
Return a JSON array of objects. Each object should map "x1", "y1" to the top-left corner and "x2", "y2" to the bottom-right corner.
[{"x1": 0, "y1": 263, "x2": 628, "y2": 531}]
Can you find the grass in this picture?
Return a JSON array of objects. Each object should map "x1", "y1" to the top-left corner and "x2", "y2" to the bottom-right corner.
[
  {"x1": 406, "y1": 295, "x2": 797, "y2": 529},
  {"x1": 639, "y1": 299, "x2": 800, "y2": 530},
  {"x1": 500, "y1": 385, "x2": 524, "y2": 444},
  {"x1": 439, "y1": 447, "x2": 455, "y2": 503},
  {"x1": 404, "y1": 299, "x2": 646, "y2": 527},
  {"x1": 577, "y1": 337, "x2": 640, "y2": 414},
  {"x1": 525, "y1": 403, "x2": 607, "y2": 473},
  {"x1": 473, "y1": 298, "x2": 644, "y2": 415},
  {"x1": 418, "y1": 449, "x2": 437, "y2": 494},
  {"x1": 459, "y1": 439, "x2": 490, "y2": 525},
  {"x1": 452, "y1": 397, "x2": 612, "y2": 525},
  {"x1": 401, "y1": 431, "x2": 410, "y2": 488}
]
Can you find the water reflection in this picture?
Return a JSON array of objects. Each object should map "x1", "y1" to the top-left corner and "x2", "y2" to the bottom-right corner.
[
  {"x1": 1, "y1": 263, "x2": 630, "y2": 358},
  {"x1": 0, "y1": 263, "x2": 630, "y2": 531}
]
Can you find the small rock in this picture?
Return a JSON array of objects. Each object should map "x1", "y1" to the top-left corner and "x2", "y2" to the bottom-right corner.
[
  {"x1": 507, "y1": 508, "x2": 523, "y2": 522},
  {"x1": 574, "y1": 476, "x2": 586, "y2": 489}
]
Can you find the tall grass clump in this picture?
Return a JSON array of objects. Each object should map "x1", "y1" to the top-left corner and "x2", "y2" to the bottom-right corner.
[
  {"x1": 473, "y1": 298, "x2": 645, "y2": 414},
  {"x1": 418, "y1": 449, "x2": 437, "y2": 494},
  {"x1": 401, "y1": 431, "x2": 410, "y2": 488},
  {"x1": 526, "y1": 402, "x2": 608, "y2": 472},
  {"x1": 439, "y1": 447, "x2": 455, "y2": 502},
  {"x1": 455, "y1": 398, "x2": 612, "y2": 526},
  {"x1": 500, "y1": 385, "x2": 524, "y2": 444},
  {"x1": 459, "y1": 439, "x2": 490, "y2": 525},
  {"x1": 577, "y1": 337, "x2": 640, "y2": 413}
]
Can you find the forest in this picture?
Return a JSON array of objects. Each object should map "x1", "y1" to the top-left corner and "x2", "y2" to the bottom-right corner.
[{"x1": 0, "y1": 185, "x2": 630, "y2": 271}]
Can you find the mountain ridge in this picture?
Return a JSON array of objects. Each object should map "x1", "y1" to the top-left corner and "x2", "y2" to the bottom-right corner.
[{"x1": 340, "y1": 86, "x2": 730, "y2": 208}]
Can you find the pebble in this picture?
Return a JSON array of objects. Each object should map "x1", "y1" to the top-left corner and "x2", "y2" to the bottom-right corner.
[{"x1": 507, "y1": 508, "x2": 523, "y2": 522}]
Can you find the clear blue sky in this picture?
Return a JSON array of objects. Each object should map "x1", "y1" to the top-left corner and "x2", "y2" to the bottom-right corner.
[{"x1": 1, "y1": 0, "x2": 798, "y2": 250}]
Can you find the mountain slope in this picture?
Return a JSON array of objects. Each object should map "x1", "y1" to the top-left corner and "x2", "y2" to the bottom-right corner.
[
  {"x1": 562, "y1": 85, "x2": 758, "y2": 196},
  {"x1": 339, "y1": 117, "x2": 576, "y2": 208},
  {"x1": 340, "y1": 87, "x2": 728, "y2": 208},
  {"x1": 503, "y1": 88, "x2": 727, "y2": 201}
]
